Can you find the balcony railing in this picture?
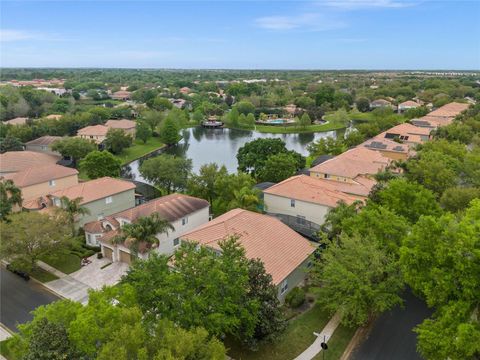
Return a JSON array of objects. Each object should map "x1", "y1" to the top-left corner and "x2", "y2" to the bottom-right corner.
[{"x1": 267, "y1": 212, "x2": 321, "y2": 241}]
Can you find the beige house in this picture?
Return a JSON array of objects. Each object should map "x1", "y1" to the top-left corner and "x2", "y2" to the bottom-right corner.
[
  {"x1": 25, "y1": 136, "x2": 63, "y2": 156},
  {"x1": 360, "y1": 137, "x2": 412, "y2": 161},
  {"x1": 378, "y1": 123, "x2": 432, "y2": 145},
  {"x1": 77, "y1": 125, "x2": 110, "y2": 144},
  {"x1": 263, "y1": 175, "x2": 365, "y2": 238},
  {"x1": 111, "y1": 90, "x2": 131, "y2": 101},
  {"x1": 2, "y1": 164, "x2": 79, "y2": 210},
  {"x1": 412, "y1": 102, "x2": 470, "y2": 128},
  {"x1": 48, "y1": 177, "x2": 136, "y2": 228},
  {"x1": 3, "y1": 117, "x2": 29, "y2": 126},
  {"x1": 309, "y1": 146, "x2": 391, "y2": 183},
  {"x1": 105, "y1": 119, "x2": 136, "y2": 137},
  {"x1": 0, "y1": 151, "x2": 61, "y2": 176},
  {"x1": 181, "y1": 209, "x2": 316, "y2": 302},
  {"x1": 86, "y1": 194, "x2": 210, "y2": 261}
]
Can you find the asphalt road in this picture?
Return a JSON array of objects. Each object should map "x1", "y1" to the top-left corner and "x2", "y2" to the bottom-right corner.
[
  {"x1": 1, "y1": 267, "x2": 59, "y2": 331},
  {"x1": 352, "y1": 290, "x2": 433, "y2": 360}
]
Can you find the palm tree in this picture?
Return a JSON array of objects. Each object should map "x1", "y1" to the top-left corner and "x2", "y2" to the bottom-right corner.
[
  {"x1": 113, "y1": 213, "x2": 174, "y2": 257},
  {"x1": 57, "y1": 196, "x2": 90, "y2": 237},
  {"x1": 228, "y1": 187, "x2": 262, "y2": 213},
  {"x1": 0, "y1": 179, "x2": 22, "y2": 220}
]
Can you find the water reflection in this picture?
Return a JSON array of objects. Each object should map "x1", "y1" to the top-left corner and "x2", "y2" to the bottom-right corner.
[{"x1": 124, "y1": 126, "x2": 340, "y2": 183}]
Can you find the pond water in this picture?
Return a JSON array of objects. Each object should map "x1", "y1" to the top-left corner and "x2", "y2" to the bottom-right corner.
[{"x1": 122, "y1": 126, "x2": 344, "y2": 184}]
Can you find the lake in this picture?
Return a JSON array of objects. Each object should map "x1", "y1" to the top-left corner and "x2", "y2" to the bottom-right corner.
[{"x1": 122, "y1": 126, "x2": 343, "y2": 183}]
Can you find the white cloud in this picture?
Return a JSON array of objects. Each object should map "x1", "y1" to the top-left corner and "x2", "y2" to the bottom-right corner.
[
  {"x1": 0, "y1": 29, "x2": 65, "y2": 42},
  {"x1": 255, "y1": 13, "x2": 346, "y2": 31},
  {"x1": 321, "y1": 0, "x2": 416, "y2": 10}
]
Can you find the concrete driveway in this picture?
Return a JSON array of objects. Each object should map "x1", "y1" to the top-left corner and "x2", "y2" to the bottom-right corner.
[{"x1": 70, "y1": 255, "x2": 129, "y2": 290}]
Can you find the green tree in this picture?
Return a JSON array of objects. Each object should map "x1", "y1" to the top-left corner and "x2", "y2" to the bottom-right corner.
[
  {"x1": 140, "y1": 154, "x2": 192, "y2": 194},
  {"x1": 439, "y1": 186, "x2": 480, "y2": 212},
  {"x1": 152, "y1": 97, "x2": 173, "y2": 111},
  {"x1": 313, "y1": 233, "x2": 403, "y2": 326},
  {"x1": 159, "y1": 117, "x2": 181, "y2": 145},
  {"x1": 258, "y1": 153, "x2": 298, "y2": 183},
  {"x1": 51, "y1": 137, "x2": 96, "y2": 166},
  {"x1": 0, "y1": 136, "x2": 23, "y2": 153},
  {"x1": 80, "y1": 150, "x2": 121, "y2": 179},
  {"x1": 356, "y1": 97, "x2": 370, "y2": 112},
  {"x1": 307, "y1": 136, "x2": 346, "y2": 157},
  {"x1": 235, "y1": 100, "x2": 255, "y2": 115},
  {"x1": 113, "y1": 213, "x2": 174, "y2": 256},
  {"x1": 0, "y1": 212, "x2": 70, "y2": 272},
  {"x1": 135, "y1": 121, "x2": 152, "y2": 144},
  {"x1": 104, "y1": 128, "x2": 133, "y2": 155},
  {"x1": 140, "y1": 110, "x2": 163, "y2": 133},
  {"x1": 228, "y1": 106, "x2": 240, "y2": 127},
  {"x1": 0, "y1": 179, "x2": 22, "y2": 220},
  {"x1": 187, "y1": 163, "x2": 228, "y2": 206},
  {"x1": 56, "y1": 196, "x2": 91, "y2": 236},
  {"x1": 299, "y1": 112, "x2": 311, "y2": 128},
  {"x1": 320, "y1": 200, "x2": 362, "y2": 241},
  {"x1": 246, "y1": 113, "x2": 256, "y2": 127}
]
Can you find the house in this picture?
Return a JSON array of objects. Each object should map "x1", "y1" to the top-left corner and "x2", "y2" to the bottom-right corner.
[
  {"x1": 377, "y1": 123, "x2": 432, "y2": 146},
  {"x1": 45, "y1": 114, "x2": 63, "y2": 120},
  {"x1": 105, "y1": 119, "x2": 136, "y2": 137},
  {"x1": 263, "y1": 175, "x2": 365, "y2": 238},
  {"x1": 179, "y1": 87, "x2": 191, "y2": 94},
  {"x1": 88, "y1": 193, "x2": 210, "y2": 260},
  {"x1": 309, "y1": 146, "x2": 391, "y2": 183},
  {"x1": 412, "y1": 102, "x2": 470, "y2": 128},
  {"x1": 398, "y1": 100, "x2": 420, "y2": 112},
  {"x1": 0, "y1": 151, "x2": 61, "y2": 176},
  {"x1": 48, "y1": 177, "x2": 136, "y2": 228},
  {"x1": 169, "y1": 98, "x2": 187, "y2": 109},
  {"x1": 2, "y1": 164, "x2": 79, "y2": 211},
  {"x1": 3, "y1": 117, "x2": 29, "y2": 126},
  {"x1": 181, "y1": 209, "x2": 316, "y2": 301},
  {"x1": 77, "y1": 125, "x2": 109, "y2": 144},
  {"x1": 370, "y1": 99, "x2": 394, "y2": 110},
  {"x1": 361, "y1": 137, "x2": 412, "y2": 160},
  {"x1": 111, "y1": 90, "x2": 131, "y2": 101},
  {"x1": 25, "y1": 136, "x2": 62, "y2": 156}
]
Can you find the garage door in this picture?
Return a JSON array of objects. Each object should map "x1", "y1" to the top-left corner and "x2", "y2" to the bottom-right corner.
[
  {"x1": 119, "y1": 250, "x2": 132, "y2": 265},
  {"x1": 103, "y1": 247, "x2": 113, "y2": 261}
]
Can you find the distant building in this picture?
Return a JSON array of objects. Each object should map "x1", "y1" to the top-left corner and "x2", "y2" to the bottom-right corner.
[
  {"x1": 370, "y1": 99, "x2": 395, "y2": 110},
  {"x1": 398, "y1": 100, "x2": 420, "y2": 112},
  {"x1": 111, "y1": 90, "x2": 131, "y2": 101},
  {"x1": 25, "y1": 136, "x2": 63, "y2": 156},
  {"x1": 179, "y1": 87, "x2": 191, "y2": 94},
  {"x1": 412, "y1": 102, "x2": 470, "y2": 128},
  {"x1": 77, "y1": 125, "x2": 110, "y2": 144},
  {"x1": 105, "y1": 119, "x2": 136, "y2": 137},
  {"x1": 3, "y1": 117, "x2": 29, "y2": 126}
]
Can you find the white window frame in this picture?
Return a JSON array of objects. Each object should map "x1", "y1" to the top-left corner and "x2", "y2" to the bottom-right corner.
[
  {"x1": 105, "y1": 196, "x2": 113, "y2": 204},
  {"x1": 182, "y1": 217, "x2": 188, "y2": 225},
  {"x1": 173, "y1": 238, "x2": 180, "y2": 246},
  {"x1": 290, "y1": 199, "x2": 295, "y2": 208},
  {"x1": 48, "y1": 179, "x2": 56, "y2": 187},
  {"x1": 280, "y1": 280, "x2": 288, "y2": 295}
]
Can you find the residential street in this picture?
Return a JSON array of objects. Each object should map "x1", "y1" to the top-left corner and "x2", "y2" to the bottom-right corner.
[
  {"x1": 0, "y1": 267, "x2": 59, "y2": 331},
  {"x1": 351, "y1": 290, "x2": 433, "y2": 360}
]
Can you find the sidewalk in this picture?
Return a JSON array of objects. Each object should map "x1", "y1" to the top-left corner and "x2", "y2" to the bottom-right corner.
[{"x1": 294, "y1": 312, "x2": 341, "y2": 360}]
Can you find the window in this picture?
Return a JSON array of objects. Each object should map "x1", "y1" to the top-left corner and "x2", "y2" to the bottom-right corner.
[
  {"x1": 324, "y1": 174, "x2": 330, "y2": 179},
  {"x1": 54, "y1": 198, "x2": 61, "y2": 207},
  {"x1": 182, "y1": 217, "x2": 188, "y2": 225},
  {"x1": 280, "y1": 280, "x2": 289, "y2": 295},
  {"x1": 41, "y1": 145, "x2": 48, "y2": 150},
  {"x1": 173, "y1": 238, "x2": 180, "y2": 246},
  {"x1": 290, "y1": 199, "x2": 295, "y2": 208},
  {"x1": 105, "y1": 196, "x2": 113, "y2": 204},
  {"x1": 296, "y1": 215, "x2": 306, "y2": 225},
  {"x1": 48, "y1": 179, "x2": 56, "y2": 187}
]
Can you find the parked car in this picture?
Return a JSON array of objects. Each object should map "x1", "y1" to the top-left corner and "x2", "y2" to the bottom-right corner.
[{"x1": 6, "y1": 264, "x2": 30, "y2": 281}]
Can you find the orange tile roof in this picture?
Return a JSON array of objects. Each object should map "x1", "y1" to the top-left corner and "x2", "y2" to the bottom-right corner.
[
  {"x1": 4, "y1": 117, "x2": 28, "y2": 125},
  {"x1": 77, "y1": 124, "x2": 109, "y2": 136},
  {"x1": 309, "y1": 147, "x2": 390, "y2": 179},
  {"x1": 0, "y1": 151, "x2": 61, "y2": 174},
  {"x1": 181, "y1": 209, "x2": 315, "y2": 285},
  {"x1": 384, "y1": 123, "x2": 432, "y2": 136},
  {"x1": 264, "y1": 175, "x2": 364, "y2": 206},
  {"x1": 105, "y1": 119, "x2": 136, "y2": 130},
  {"x1": 46, "y1": 114, "x2": 63, "y2": 120},
  {"x1": 399, "y1": 100, "x2": 420, "y2": 107},
  {"x1": 361, "y1": 137, "x2": 413, "y2": 155},
  {"x1": 114, "y1": 193, "x2": 209, "y2": 222},
  {"x1": 49, "y1": 177, "x2": 135, "y2": 204},
  {"x1": 3, "y1": 164, "x2": 78, "y2": 187},
  {"x1": 428, "y1": 102, "x2": 469, "y2": 118}
]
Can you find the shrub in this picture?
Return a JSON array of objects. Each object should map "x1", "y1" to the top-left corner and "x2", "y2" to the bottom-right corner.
[{"x1": 286, "y1": 287, "x2": 306, "y2": 308}]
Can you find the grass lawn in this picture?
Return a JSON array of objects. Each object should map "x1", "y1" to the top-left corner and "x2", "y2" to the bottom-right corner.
[
  {"x1": 226, "y1": 119, "x2": 346, "y2": 134},
  {"x1": 40, "y1": 252, "x2": 81, "y2": 274},
  {"x1": 0, "y1": 338, "x2": 19, "y2": 360},
  {"x1": 312, "y1": 324, "x2": 357, "y2": 360},
  {"x1": 115, "y1": 137, "x2": 165, "y2": 165},
  {"x1": 29, "y1": 266, "x2": 58, "y2": 283},
  {"x1": 226, "y1": 303, "x2": 331, "y2": 360}
]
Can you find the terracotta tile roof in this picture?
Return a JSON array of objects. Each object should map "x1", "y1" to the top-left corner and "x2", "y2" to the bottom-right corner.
[
  {"x1": 84, "y1": 220, "x2": 105, "y2": 234},
  {"x1": 362, "y1": 137, "x2": 412, "y2": 155},
  {"x1": 105, "y1": 119, "x2": 136, "y2": 130},
  {"x1": 370, "y1": 99, "x2": 392, "y2": 106},
  {"x1": 2, "y1": 164, "x2": 78, "y2": 187},
  {"x1": 77, "y1": 124, "x2": 109, "y2": 136},
  {"x1": 264, "y1": 175, "x2": 364, "y2": 206},
  {"x1": 384, "y1": 123, "x2": 432, "y2": 136},
  {"x1": 25, "y1": 136, "x2": 63, "y2": 146},
  {"x1": 309, "y1": 147, "x2": 390, "y2": 179},
  {"x1": 428, "y1": 102, "x2": 469, "y2": 118},
  {"x1": 46, "y1": 114, "x2": 63, "y2": 120},
  {"x1": 4, "y1": 117, "x2": 28, "y2": 126},
  {"x1": 417, "y1": 115, "x2": 452, "y2": 128},
  {"x1": 114, "y1": 193, "x2": 209, "y2": 222},
  {"x1": 181, "y1": 209, "x2": 315, "y2": 285},
  {"x1": 22, "y1": 196, "x2": 49, "y2": 210},
  {"x1": 49, "y1": 177, "x2": 135, "y2": 204},
  {"x1": 0, "y1": 151, "x2": 61, "y2": 174},
  {"x1": 399, "y1": 100, "x2": 420, "y2": 107}
]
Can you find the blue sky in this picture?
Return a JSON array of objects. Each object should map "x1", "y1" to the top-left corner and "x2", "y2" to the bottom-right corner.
[{"x1": 1, "y1": 0, "x2": 479, "y2": 69}]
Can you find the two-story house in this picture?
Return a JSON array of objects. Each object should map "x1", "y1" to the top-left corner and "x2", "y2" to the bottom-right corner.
[
  {"x1": 180, "y1": 208, "x2": 316, "y2": 302},
  {"x1": 84, "y1": 193, "x2": 210, "y2": 261},
  {"x1": 48, "y1": 177, "x2": 136, "y2": 230}
]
